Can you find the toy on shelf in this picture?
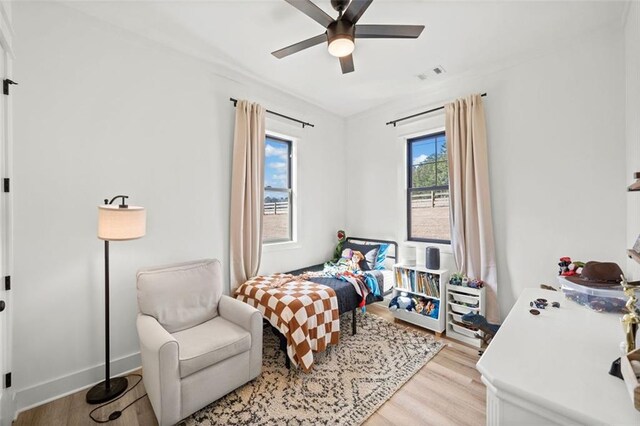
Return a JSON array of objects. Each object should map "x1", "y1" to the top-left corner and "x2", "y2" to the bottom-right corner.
[
  {"x1": 468, "y1": 278, "x2": 484, "y2": 289},
  {"x1": 415, "y1": 297, "x2": 439, "y2": 319},
  {"x1": 449, "y1": 273, "x2": 484, "y2": 289},
  {"x1": 389, "y1": 292, "x2": 416, "y2": 311},
  {"x1": 449, "y1": 273, "x2": 464, "y2": 286}
]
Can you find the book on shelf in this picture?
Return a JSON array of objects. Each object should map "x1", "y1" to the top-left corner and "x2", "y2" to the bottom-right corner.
[{"x1": 394, "y1": 267, "x2": 441, "y2": 299}]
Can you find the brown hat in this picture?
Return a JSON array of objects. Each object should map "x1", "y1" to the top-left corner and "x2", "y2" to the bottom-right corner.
[{"x1": 565, "y1": 261, "x2": 623, "y2": 288}]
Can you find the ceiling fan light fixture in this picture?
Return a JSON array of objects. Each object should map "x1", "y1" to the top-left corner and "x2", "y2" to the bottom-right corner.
[
  {"x1": 328, "y1": 37, "x2": 354, "y2": 57},
  {"x1": 273, "y1": 0, "x2": 425, "y2": 74},
  {"x1": 327, "y1": 20, "x2": 355, "y2": 58}
]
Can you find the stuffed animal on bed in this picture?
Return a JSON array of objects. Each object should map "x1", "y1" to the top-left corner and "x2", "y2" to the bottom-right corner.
[
  {"x1": 389, "y1": 292, "x2": 416, "y2": 311},
  {"x1": 336, "y1": 248, "x2": 365, "y2": 272},
  {"x1": 332, "y1": 230, "x2": 347, "y2": 261}
]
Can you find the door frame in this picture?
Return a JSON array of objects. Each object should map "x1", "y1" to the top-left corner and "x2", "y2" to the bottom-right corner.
[{"x1": 0, "y1": 2, "x2": 14, "y2": 425}]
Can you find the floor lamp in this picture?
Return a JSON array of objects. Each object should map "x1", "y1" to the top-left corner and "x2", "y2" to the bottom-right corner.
[{"x1": 86, "y1": 195, "x2": 146, "y2": 404}]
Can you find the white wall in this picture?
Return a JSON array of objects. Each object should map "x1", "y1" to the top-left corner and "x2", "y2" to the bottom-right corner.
[
  {"x1": 12, "y1": 1, "x2": 346, "y2": 412},
  {"x1": 10, "y1": 0, "x2": 634, "y2": 416},
  {"x1": 626, "y1": 1, "x2": 640, "y2": 279},
  {"x1": 345, "y1": 26, "x2": 627, "y2": 319}
]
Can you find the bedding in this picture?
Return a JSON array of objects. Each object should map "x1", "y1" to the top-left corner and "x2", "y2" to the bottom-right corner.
[
  {"x1": 234, "y1": 274, "x2": 340, "y2": 371},
  {"x1": 286, "y1": 263, "x2": 385, "y2": 314},
  {"x1": 374, "y1": 243, "x2": 390, "y2": 270}
]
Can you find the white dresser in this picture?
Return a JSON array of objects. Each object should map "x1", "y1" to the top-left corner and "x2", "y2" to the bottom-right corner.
[{"x1": 477, "y1": 288, "x2": 640, "y2": 425}]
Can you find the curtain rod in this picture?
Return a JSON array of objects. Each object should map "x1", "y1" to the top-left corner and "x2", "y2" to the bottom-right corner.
[
  {"x1": 229, "y1": 98, "x2": 315, "y2": 129},
  {"x1": 386, "y1": 93, "x2": 487, "y2": 127}
]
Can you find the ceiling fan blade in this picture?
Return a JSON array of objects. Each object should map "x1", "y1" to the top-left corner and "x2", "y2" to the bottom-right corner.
[
  {"x1": 339, "y1": 54, "x2": 355, "y2": 74},
  {"x1": 284, "y1": 0, "x2": 334, "y2": 28},
  {"x1": 343, "y1": 0, "x2": 373, "y2": 24},
  {"x1": 355, "y1": 24, "x2": 425, "y2": 39},
  {"x1": 272, "y1": 33, "x2": 327, "y2": 59}
]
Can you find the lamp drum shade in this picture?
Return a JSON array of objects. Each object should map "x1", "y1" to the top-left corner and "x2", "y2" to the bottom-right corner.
[{"x1": 98, "y1": 205, "x2": 146, "y2": 241}]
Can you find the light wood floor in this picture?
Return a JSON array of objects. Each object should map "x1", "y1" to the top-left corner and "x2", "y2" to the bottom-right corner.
[{"x1": 15, "y1": 303, "x2": 485, "y2": 426}]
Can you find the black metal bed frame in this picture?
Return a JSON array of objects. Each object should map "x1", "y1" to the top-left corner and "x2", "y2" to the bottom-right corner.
[{"x1": 269, "y1": 236, "x2": 398, "y2": 369}]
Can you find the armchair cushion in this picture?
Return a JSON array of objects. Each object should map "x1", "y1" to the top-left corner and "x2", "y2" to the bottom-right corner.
[
  {"x1": 172, "y1": 316, "x2": 251, "y2": 378},
  {"x1": 137, "y1": 259, "x2": 223, "y2": 333}
]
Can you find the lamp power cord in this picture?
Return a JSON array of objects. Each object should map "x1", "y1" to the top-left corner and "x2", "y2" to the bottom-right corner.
[{"x1": 89, "y1": 374, "x2": 147, "y2": 423}]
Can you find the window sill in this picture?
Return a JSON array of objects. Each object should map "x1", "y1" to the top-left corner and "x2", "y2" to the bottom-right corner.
[{"x1": 262, "y1": 240, "x2": 301, "y2": 253}]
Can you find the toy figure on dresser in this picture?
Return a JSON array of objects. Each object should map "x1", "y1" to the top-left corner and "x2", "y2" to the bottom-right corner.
[
  {"x1": 558, "y1": 257, "x2": 571, "y2": 275},
  {"x1": 621, "y1": 275, "x2": 640, "y2": 353},
  {"x1": 558, "y1": 257, "x2": 584, "y2": 276},
  {"x1": 388, "y1": 292, "x2": 416, "y2": 311}
]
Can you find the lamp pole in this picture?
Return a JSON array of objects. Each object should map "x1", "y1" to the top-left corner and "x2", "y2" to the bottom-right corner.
[
  {"x1": 87, "y1": 195, "x2": 145, "y2": 404},
  {"x1": 104, "y1": 239, "x2": 110, "y2": 392}
]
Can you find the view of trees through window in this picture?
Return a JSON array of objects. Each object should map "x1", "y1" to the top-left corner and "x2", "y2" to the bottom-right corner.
[
  {"x1": 408, "y1": 132, "x2": 451, "y2": 242},
  {"x1": 263, "y1": 136, "x2": 292, "y2": 243}
]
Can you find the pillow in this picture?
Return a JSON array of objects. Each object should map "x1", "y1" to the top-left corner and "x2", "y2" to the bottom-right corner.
[
  {"x1": 375, "y1": 243, "x2": 390, "y2": 270},
  {"x1": 136, "y1": 259, "x2": 222, "y2": 333},
  {"x1": 342, "y1": 241, "x2": 379, "y2": 271}
]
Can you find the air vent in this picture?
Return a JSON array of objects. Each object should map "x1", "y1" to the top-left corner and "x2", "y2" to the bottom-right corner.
[
  {"x1": 432, "y1": 65, "x2": 446, "y2": 75},
  {"x1": 417, "y1": 66, "x2": 446, "y2": 81}
]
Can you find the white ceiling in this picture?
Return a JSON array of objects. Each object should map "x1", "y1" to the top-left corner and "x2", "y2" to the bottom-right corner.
[{"x1": 63, "y1": 0, "x2": 628, "y2": 117}]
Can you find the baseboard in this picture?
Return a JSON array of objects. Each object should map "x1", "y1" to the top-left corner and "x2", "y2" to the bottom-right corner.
[
  {"x1": 14, "y1": 351, "x2": 141, "y2": 419},
  {"x1": 0, "y1": 390, "x2": 16, "y2": 426}
]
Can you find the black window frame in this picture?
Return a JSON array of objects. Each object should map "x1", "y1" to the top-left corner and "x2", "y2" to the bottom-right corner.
[
  {"x1": 263, "y1": 134, "x2": 293, "y2": 244},
  {"x1": 407, "y1": 131, "x2": 451, "y2": 244}
]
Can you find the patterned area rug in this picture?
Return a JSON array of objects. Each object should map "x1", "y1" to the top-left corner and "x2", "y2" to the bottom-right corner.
[{"x1": 178, "y1": 313, "x2": 444, "y2": 426}]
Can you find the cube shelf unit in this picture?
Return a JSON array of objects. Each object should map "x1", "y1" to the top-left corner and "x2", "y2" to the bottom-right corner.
[
  {"x1": 446, "y1": 284, "x2": 486, "y2": 348},
  {"x1": 391, "y1": 264, "x2": 448, "y2": 336}
]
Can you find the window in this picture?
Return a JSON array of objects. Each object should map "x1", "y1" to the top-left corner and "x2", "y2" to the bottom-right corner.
[
  {"x1": 407, "y1": 131, "x2": 451, "y2": 243},
  {"x1": 263, "y1": 135, "x2": 293, "y2": 243}
]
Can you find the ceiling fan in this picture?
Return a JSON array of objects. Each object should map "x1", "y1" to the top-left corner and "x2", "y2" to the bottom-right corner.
[{"x1": 272, "y1": 0, "x2": 425, "y2": 74}]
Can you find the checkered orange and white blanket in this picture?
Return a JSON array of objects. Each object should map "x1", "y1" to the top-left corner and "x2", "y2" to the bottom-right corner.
[{"x1": 234, "y1": 273, "x2": 340, "y2": 371}]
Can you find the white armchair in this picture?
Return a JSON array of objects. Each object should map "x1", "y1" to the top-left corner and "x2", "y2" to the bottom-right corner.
[{"x1": 135, "y1": 259, "x2": 262, "y2": 426}]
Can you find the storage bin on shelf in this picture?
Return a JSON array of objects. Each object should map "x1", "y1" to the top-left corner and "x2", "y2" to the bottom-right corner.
[
  {"x1": 451, "y1": 322, "x2": 479, "y2": 339},
  {"x1": 448, "y1": 300, "x2": 479, "y2": 315},
  {"x1": 446, "y1": 284, "x2": 485, "y2": 348}
]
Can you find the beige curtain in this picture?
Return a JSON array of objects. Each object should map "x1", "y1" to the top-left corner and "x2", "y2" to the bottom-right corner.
[
  {"x1": 230, "y1": 100, "x2": 266, "y2": 292},
  {"x1": 445, "y1": 94, "x2": 499, "y2": 322}
]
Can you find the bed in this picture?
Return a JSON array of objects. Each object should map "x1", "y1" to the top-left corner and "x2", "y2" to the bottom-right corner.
[
  {"x1": 287, "y1": 237, "x2": 397, "y2": 316},
  {"x1": 276, "y1": 237, "x2": 398, "y2": 368}
]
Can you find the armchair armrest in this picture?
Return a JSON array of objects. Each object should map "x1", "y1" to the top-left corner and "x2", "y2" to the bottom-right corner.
[
  {"x1": 137, "y1": 313, "x2": 177, "y2": 352},
  {"x1": 218, "y1": 295, "x2": 263, "y2": 379},
  {"x1": 136, "y1": 314, "x2": 181, "y2": 426},
  {"x1": 218, "y1": 295, "x2": 262, "y2": 332}
]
